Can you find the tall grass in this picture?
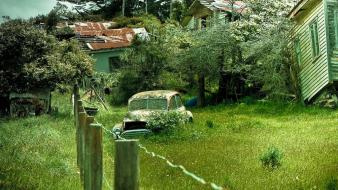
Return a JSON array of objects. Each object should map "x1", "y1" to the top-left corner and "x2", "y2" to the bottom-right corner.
[{"x1": 0, "y1": 92, "x2": 337, "y2": 190}]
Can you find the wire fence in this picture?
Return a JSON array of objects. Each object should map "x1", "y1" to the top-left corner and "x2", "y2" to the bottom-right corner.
[
  {"x1": 73, "y1": 86, "x2": 224, "y2": 190},
  {"x1": 99, "y1": 124, "x2": 224, "y2": 190}
]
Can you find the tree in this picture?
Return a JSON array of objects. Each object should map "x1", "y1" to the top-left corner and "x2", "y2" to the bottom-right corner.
[
  {"x1": 0, "y1": 19, "x2": 94, "y2": 94},
  {"x1": 57, "y1": 0, "x2": 189, "y2": 21},
  {"x1": 169, "y1": 0, "x2": 298, "y2": 104}
]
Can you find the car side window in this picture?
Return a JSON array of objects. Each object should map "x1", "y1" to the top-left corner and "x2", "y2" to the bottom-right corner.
[
  {"x1": 169, "y1": 97, "x2": 177, "y2": 110},
  {"x1": 175, "y1": 95, "x2": 183, "y2": 108}
]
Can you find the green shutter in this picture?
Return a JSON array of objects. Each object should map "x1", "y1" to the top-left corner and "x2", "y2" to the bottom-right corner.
[
  {"x1": 309, "y1": 19, "x2": 320, "y2": 58},
  {"x1": 335, "y1": 10, "x2": 338, "y2": 49}
]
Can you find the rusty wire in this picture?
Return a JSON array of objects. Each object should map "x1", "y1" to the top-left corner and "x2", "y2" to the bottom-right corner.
[{"x1": 99, "y1": 124, "x2": 224, "y2": 190}]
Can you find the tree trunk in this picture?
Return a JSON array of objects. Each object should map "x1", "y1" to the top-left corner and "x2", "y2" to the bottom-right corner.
[
  {"x1": 197, "y1": 73, "x2": 206, "y2": 107},
  {"x1": 217, "y1": 49, "x2": 227, "y2": 103},
  {"x1": 122, "y1": 0, "x2": 125, "y2": 16}
]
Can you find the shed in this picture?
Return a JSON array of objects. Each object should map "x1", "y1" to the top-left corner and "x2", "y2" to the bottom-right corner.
[
  {"x1": 9, "y1": 89, "x2": 51, "y2": 117},
  {"x1": 289, "y1": 0, "x2": 338, "y2": 102}
]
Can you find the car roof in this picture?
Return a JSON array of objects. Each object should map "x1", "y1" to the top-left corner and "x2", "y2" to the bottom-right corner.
[{"x1": 129, "y1": 90, "x2": 179, "y2": 102}]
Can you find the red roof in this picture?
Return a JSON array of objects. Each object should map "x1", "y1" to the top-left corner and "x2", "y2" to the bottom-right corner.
[
  {"x1": 73, "y1": 22, "x2": 140, "y2": 51},
  {"x1": 88, "y1": 41, "x2": 131, "y2": 50}
]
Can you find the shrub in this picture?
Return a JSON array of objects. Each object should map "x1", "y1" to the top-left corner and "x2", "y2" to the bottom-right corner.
[
  {"x1": 146, "y1": 111, "x2": 188, "y2": 134},
  {"x1": 112, "y1": 15, "x2": 161, "y2": 32},
  {"x1": 260, "y1": 147, "x2": 283, "y2": 169},
  {"x1": 326, "y1": 177, "x2": 338, "y2": 190},
  {"x1": 205, "y1": 120, "x2": 214, "y2": 128}
]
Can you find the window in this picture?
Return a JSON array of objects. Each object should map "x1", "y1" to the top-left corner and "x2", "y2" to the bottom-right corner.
[
  {"x1": 174, "y1": 95, "x2": 183, "y2": 108},
  {"x1": 169, "y1": 97, "x2": 177, "y2": 110},
  {"x1": 201, "y1": 17, "x2": 207, "y2": 29},
  {"x1": 294, "y1": 37, "x2": 302, "y2": 65},
  {"x1": 309, "y1": 19, "x2": 320, "y2": 58},
  {"x1": 129, "y1": 99, "x2": 167, "y2": 111},
  {"x1": 109, "y1": 57, "x2": 121, "y2": 72}
]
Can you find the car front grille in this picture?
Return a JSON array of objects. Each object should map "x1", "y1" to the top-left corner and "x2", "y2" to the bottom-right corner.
[{"x1": 124, "y1": 121, "x2": 147, "y2": 130}]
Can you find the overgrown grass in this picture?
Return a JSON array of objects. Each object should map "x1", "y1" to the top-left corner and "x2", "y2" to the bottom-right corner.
[{"x1": 0, "y1": 92, "x2": 337, "y2": 190}]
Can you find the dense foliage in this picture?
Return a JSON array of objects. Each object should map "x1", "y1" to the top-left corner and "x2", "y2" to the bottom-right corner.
[
  {"x1": 56, "y1": 0, "x2": 191, "y2": 21},
  {"x1": 118, "y1": 0, "x2": 299, "y2": 105},
  {"x1": 146, "y1": 111, "x2": 189, "y2": 134},
  {"x1": 0, "y1": 20, "x2": 93, "y2": 94}
]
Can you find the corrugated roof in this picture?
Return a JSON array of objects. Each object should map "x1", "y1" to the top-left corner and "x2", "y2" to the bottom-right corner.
[
  {"x1": 200, "y1": 0, "x2": 246, "y2": 13},
  {"x1": 87, "y1": 41, "x2": 131, "y2": 50},
  {"x1": 72, "y1": 22, "x2": 147, "y2": 51}
]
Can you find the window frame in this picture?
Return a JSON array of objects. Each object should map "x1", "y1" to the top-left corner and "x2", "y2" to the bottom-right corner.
[{"x1": 309, "y1": 18, "x2": 320, "y2": 59}]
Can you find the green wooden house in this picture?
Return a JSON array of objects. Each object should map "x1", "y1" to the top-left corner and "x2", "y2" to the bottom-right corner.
[
  {"x1": 289, "y1": 0, "x2": 338, "y2": 102},
  {"x1": 73, "y1": 22, "x2": 148, "y2": 73}
]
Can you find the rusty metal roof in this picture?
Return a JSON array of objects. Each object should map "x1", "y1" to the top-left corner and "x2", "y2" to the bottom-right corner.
[{"x1": 72, "y1": 22, "x2": 147, "y2": 51}]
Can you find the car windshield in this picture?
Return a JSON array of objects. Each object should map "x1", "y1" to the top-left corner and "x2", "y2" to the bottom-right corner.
[{"x1": 129, "y1": 98, "x2": 168, "y2": 111}]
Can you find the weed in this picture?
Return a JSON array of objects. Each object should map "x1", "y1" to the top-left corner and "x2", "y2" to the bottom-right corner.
[
  {"x1": 205, "y1": 120, "x2": 215, "y2": 128},
  {"x1": 146, "y1": 111, "x2": 187, "y2": 134},
  {"x1": 260, "y1": 147, "x2": 283, "y2": 169},
  {"x1": 326, "y1": 177, "x2": 338, "y2": 190}
]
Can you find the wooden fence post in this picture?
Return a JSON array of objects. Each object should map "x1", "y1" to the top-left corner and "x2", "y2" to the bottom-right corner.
[
  {"x1": 89, "y1": 123, "x2": 103, "y2": 190},
  {"x1": 78, "y1": 111, "x2": 87, "y2": 183},
  {"x1": 73, "y1": 83, "x2": 80, "y2": 127},
  {"x1": 114, "y1": 139, "x2": 139, "y2": 190},
  {"x1": 84, "y1": 116, "x2": 94, "y2": 190},
  {"x1": 76, "y1": 100, "x2": 84, "y2": 167}
]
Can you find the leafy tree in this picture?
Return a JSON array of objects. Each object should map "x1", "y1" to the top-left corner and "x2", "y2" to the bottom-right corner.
[
  {"x1": 0, "y1": 20, "x2": 93, "y2": 94},
  {"x1": 112, "y1": 14, "x2": 161, "y2": 32},
  {"x1": 58, "y1": 0, "x2": 189, "y2": 21},
  {"x1": 170, "y1": 0, "x2": 298, "y2": 104}
]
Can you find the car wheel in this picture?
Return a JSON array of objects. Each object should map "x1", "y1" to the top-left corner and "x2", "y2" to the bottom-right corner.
[{"x1": 189, "y1": 117, "x2": 193, "y2": 123}]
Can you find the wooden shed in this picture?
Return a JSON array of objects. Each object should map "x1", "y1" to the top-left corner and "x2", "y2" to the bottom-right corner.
[
  {"x1": 9, "y1": 89, "x2": 51, "y2": 117},
  {"x1": 289, "y1": 0, "x2": 338, "y2": 102}
]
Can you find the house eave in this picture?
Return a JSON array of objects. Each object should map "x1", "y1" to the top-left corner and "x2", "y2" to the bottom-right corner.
[{"x1": 287, "y1": 0, "x2": 317, "y2": 19}]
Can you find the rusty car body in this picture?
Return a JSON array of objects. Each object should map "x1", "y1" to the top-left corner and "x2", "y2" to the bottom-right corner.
[{"x1": 112, "y1": 90, "x2": 193, "y2": 138}]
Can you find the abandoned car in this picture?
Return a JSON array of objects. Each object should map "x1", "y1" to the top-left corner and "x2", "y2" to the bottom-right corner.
[{"x1": 112, "y1": 90, "x2": 193, "y2": 138}]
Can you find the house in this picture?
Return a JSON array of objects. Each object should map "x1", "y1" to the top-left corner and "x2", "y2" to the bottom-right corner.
[
  {"x1": 72, "y1": 22, "x2": 148, "y2": 73},
  {"x1": 181, "y1": 0, "x2": 246, "y2": 28},
  {"x1": 288, "y1": 0, "x2": 338, "y2": 103}
]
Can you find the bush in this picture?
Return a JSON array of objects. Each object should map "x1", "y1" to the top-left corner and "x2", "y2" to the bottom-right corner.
[
  {"x1": 112, "y1": 14, "x2": 161, "y2": 32},
  {"x1": 146, "y1": 111, "x2": 188, "y2": 134},
  {"x1": 205, "y1": 120, "x2": 215, "y2": 128},
  {"x1": 326, "y1": 177, "x2": 338, "y2": 190},
  {"x1": 110, "y1": 70, "x2": 141, "y2": 105},
  {"x1": 260, "y1": 147, "x2": 283, "y2": 169}
]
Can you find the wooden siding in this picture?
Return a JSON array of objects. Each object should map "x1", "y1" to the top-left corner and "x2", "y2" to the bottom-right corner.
[
  {"x1": 327, "y1": 0, "x2": 338, "y2": 80},
  {"x1": 293, "y1": 0, "x2": 329, "y2": 101},
  {"x1": 90, "y1": 49, "x2": 123, "y2": 73}
]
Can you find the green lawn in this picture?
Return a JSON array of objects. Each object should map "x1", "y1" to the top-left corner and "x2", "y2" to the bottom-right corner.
[{"x1": 0, "y1": 92, "x2": 337, "y2": 190}]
